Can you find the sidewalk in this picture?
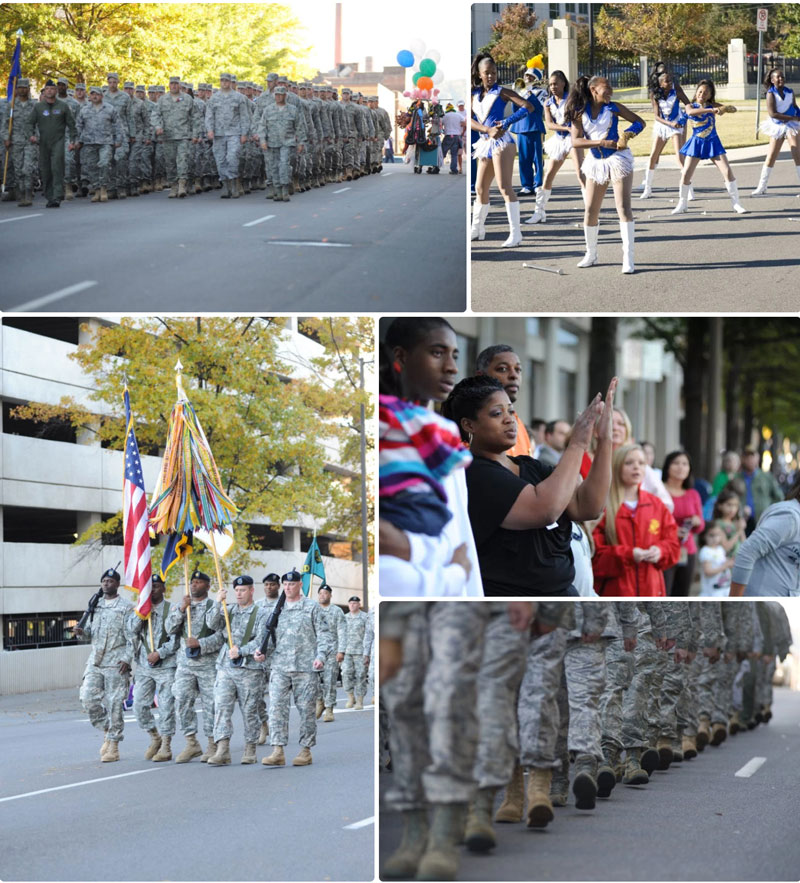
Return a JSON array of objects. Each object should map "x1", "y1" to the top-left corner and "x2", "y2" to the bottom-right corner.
[{"x1": 0, "y1": 687, "x2": 81, "y2": 719}]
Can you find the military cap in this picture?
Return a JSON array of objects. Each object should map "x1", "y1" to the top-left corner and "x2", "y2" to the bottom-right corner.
[
  {"x1": 44, "y1": 79, "x2": 55, "y2": 87},
  {"x1": 106, "y1": 72, "x2": 120, "y2": 81},
  {"x1": 102, "y1": 568, "x2": 121, "y2": 581},
  {"x1": 17, "y1": 77, "x2": 30, "y2": 88},
  {"x1": 147, "y1": 85, "x2": 158, "y2": 92},
  {"x1": 282, "y1": 570, "x2": 302, "y2": 582},
  {"x1": 231, "y1": 74, "x2": 238, "y2": 82},
  {"x1": 156, "y1": 85, "x2": 166, "y2": 93},
  {"x1": 169, "y1": 76, "x2": 181, "y2": 84},
  {"x1": 348, "y1": 595, "x2": 361, "y2": 602},
  {"x1": 341, "y1": 87, "x2": 351, "y2": 95},
  {"x1": 274, "y1": 85, "x2": 287, "y2": 94},
  {"x1": 57, "y1": 76, "x2": 69, "y2": 86},
  {"x1": 135, "y1": 85, "x2": 146, "y2": 92},
  {"x1": 123, "y1": 80, "x2": 135, "y2": 88},
  {"x1": 233, "y1": 575, "x2": 254, "y2": 587},
  {"x1": 191, "y1": 570, "x2": 211, "y2": 582},
  {"x1": 89, "y1": 85, "x2": 103, "y2": 94},
  {"x1": 219, "y1": 72, "x2": 232, "y2": 81},
  {"x1": 277, "y1": 75, "x2": 288, "y2": 82},
  {"x1": 262, "y1": 573, "x2": 281, "y2": 583},
  {"x1": 75, "y1": 83, "x2": 86, "y2": 90},
  {"x1": 267, "y1": 73, "x2": 278, "y2": 82},
  {"x1": 67, "y1": 89, "x2": 74, "y2": 96},
  {"x1": 152, "y1": 574, "x2": 165, "y2": 585},
  {"x1": 370, "y1": 95, "x2": 378, "y2": 101},
  {"x1": 317, "y1": 583, "x2": 332, "y2": 593}
]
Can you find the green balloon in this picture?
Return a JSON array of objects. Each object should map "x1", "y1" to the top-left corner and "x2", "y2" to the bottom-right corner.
[
  {"x1": 419, "y1": 58, "x2": 437, "y2": 77},
  {"x1": 412, "y1": 71, "x2": 423, "y2": 84}
]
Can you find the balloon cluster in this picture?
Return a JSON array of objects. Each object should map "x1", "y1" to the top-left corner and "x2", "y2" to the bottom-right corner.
[{"x1": 396, "y1": 38, "x2": 444, "y2": 101}]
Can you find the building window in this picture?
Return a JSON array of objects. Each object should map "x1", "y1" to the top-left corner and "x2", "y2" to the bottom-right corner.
[
  {"x1": 526, "y1": 318, "x2": 541, "y2": 338},
  {"x1": 565, "y1": 2, "x2": 576, "y2": 11},
  {"x1": 248, "y1": 524, "x2": 285, "y2": 551},
  {"x1": 491, "y1": 3, "x2": 500, "y2": 12},
  {"x1": 528, "y1": 361, "x2": 540, "y2": 419},
  {"x1": 549, "y1": 3, "x2": 561, "y2": 19},
  {"x1": 3, "y1": 612, "x2": 83, "y2": 650},
  {"x1": 558, "y1": 324, "x2": 580, "y2": 347},
  {"x1": 2, "y1": 317, "x2": 81, "y2": 345},
  {"x1": 559, "y1": 369, "x2": 577, "y2": 419},
  {"x1": 454, "y1": 332, "x2": 477, "y2": 383},
  {"x1": 579, "y1": 3, "x2": 589, "y2": 12},
  {"x1": 300, "y1": 531, "x2": 353, "y2": 560},
  {"x1": 2, "y1": 506, "x2": 78, "y2": 544},
  {"x1": 2, "y1": 400, "x2": 77, "y2": 443}
]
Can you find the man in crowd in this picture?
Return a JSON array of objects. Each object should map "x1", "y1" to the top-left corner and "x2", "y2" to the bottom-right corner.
[
  {"x1": 475, "y1": 344, "x2": 531, "y2": 457},
  {"x1": 31, "y1": 79, "x2": 77, "y2": 207},
  {"x1": 536, "y1": 419, "x2": 571, "y2": 467}
]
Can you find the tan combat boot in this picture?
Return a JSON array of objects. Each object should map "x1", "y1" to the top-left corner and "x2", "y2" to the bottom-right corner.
[
  {"x1": 102, "y1": 741, "x2": 120, "y2": 762},
  {"x1": 346, "y1": 692, "x2": 356, "y2": 709},
  {"x1": 526, "y1": 768, "x2": 554, "y2": 828},
  {"x1": 100, "y1": 730, "x2": 110, "y2": 757},
  {"x1": 152, "y1": 735, "x2": 172, "y2": 762},
  {"x1": 193, "y1": 179, "x2": 202, "y2": 194},
  {"x1": 495, "y1": 762, "x2": 524, "y2": 822},
  {"x1": 241, "y1": 742, "x2": 257, "y2": 764},
  {"x1": 207, "y1": 738, "x2": 231, "y2": 765},
  {"x1": 231, "y1": 177, "x2": 241, "y2": 199},
  {"x1": 697, "y1": 714, "x2": 711, "y2": 749},
  {"x1": 64, "y1": 186, "x2": 73, "y2": 201},
  {"x1": 200, "y1": 737, "x2": 217, "y2": 762},
  {"x1": 168, "y1": 183, "x2": 178, "y2": 198},
  {"x1": 18, "y1": 188, "x2": 33, "y2": 207},
  {"x1": 382, "y1": 808, "x2": 428, "y2": 879},
  {"x1": 710, "y1": 722, "x2": 727, "y2": 746},
  {"x1": 292, "y1": 747, "x2": 312, "y2": 766},
  {"x1": 90, "y1": 189, "x2": 99, "y2": 203},
  {"x1": 323, "y1": 707, "x2": 334, "y2": 723},
  {"x1": 354, "y1": 695, "x2": 364, "y2": 710},
  {"x1": 316, "y1": 697, "x2": 324, "y2": 719},
  {"x1": 140, "y1": 181, "x2": 151, "y2": 194},
  {"x1": 622, "y1": 748, "x2": 649, "y2": 785},
  {"x1": 573, "y1": 754, "x2": 598, "y2": 810},
  {"x1": 682, "y1": 734, "x2": 697, "y2": 760},
  {"x1": 262, "y1": 745, "x2": 285, "y2": 766},
  {"x1": 177, "y1": 179, "x2": 187, "y2": 198},
  {"x1": 258, "y1": 722, "x2": 269, "y2": 745},
  {"x1": 175, "y1": 733, "x2": 203, "y2": 763},
  {"x1": 99, "y1": 186, "x2": 108, "y2": 202},
  {"x1": 144, "y1": 728, "x2": 162, "y2": 760},
  {"x1": 728, "y1": 710, "x2": 741, "y2": 736},
  {"x1": 464, "y1": 787, "x2": 497, "y2": 852},
  {"x1": 416, "y1": 803, "x2": 467, "y2": 881},
  {"x1": 656, "y1": 736, "x2": 674, "y2": 769}
]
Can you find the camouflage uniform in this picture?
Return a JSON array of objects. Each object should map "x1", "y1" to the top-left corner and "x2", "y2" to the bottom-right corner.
[
  {"x1": 598, "y1": 602, "x2": 640, "y2": 755},
  {"x1": 0, "y1": 98, "x2": 14, "y2": 195},
  {"x1": 130, "y1": 599, "x2": 179, "y2": 737},
  {"x1": 77, "y1": 595, "x2": 134, "y2": 743},
  {"x1": 342, "y1": 609, "x2": 369, "y2": 699},
  {"x1": 126, "y1": 87, "x2": 150, "y2": 191},
  {"x1": 339, "y1": 92, "x2": 362, "y2": 177},
  {"x1": 651, "y1": 603, "x2": 694, "y2": 745},
  {"x1": 318, "y1": 601, "x2": 347, "y2": 708},
  {"x1": 715, "y1": 601, "x2": 754, "y2": 725},
  {"x1": 102, "y1": 84, "x2": 131, "y2": 194},
  {"x1": 364, "y1": 607, "x2": 375, "y2": 701},
  {"x1": 207, "y1": 601, "x2": 268, "y2": 744},
  {"x1": 268, "y1": 597, "x2": 332, "y2": 748},
  {"x1": 76, "y1": 99, "x2": 125, "y2": 190},
  {"x1": 257, "y1": 99, "x2": 307, "y2": 189},
  {"x1": 57, "y1": 81, "x2": 81, "y2": 192},
  {"x1": 153, "y1": 88, "x2": 198, "y2": 187},
  {"x1": 7, "y1": 93, "x2": 38, "y2": 197},
  {"x1": 254, "y1": 594, "x2": 280, "y2": 727},
  {"x1": 205, "y1": 85, "x2": 250, "y2": 182},
  {"x1": 165, "y1": 598, "x2": 226, "y2": 739}
]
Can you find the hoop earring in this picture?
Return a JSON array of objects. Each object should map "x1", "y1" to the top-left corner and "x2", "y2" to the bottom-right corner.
[{"x1": 467, "y1": 432, "x2": 473, "y2": 446}]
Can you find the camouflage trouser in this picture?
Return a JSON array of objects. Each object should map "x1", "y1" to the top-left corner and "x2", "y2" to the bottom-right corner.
[
  {"x1": 11, "y1": 142, "x2": 37, "y2": 190},
  {"x1": 341, "y1": 136, "x2": 356, "y2": 171},
  {"x1": 474, "y1": 606, "x2": 527, "y2": 789},
  {"x1": 155, "y1": 141, "x2": 166, "y2": 178},
  {"x1": 761, "y1": 657, "x2": 776, "y2": 709},
  {"x1": 694, "y1": 653, "x2": 718, "y2": 722},
  {"x1": 381, "y1": 602, "x2": 489, "y2": 811},
  {"x1": 172, "y1": 662, "x2": 217, "y2": 738},
  {"x1": 128, "y1": 139, "x2": 145, "y2": 184},
  {"x1": 676, "y1": 653, "x2": 702, "y2": 736},
  {"x1": 1, "y1": 142, "x2": 15, "y2": 190},
  {"x1": 342, "y1": 651, "x2": 367, "y2": 698},
  {"x1": 621, "y1": 630, "x2": 659, "y2": 748},
  {"x1": 64, "y1": 137, "x2": 77, "y2": 186},
  {"x1": 517, "y1": 626, "x2": 567, "y2": 769},
  {"x1": 80, "y1": 664, "x2": 131, "y2": 742},
  {"x1": 109, "y1": 140, "x2": 129, "y2": 192},
  {"x1": 321, "y1": 654, "x2": 340, "y2": 708},
  {"x1": 368, "y1": 652, "x2": 374, "y2": 702},
  {"x1": 269, "y1": 670, "x2": 318, "y2": 748},
  {"x1": 255, "y1": 667, "x2": 269, "y2": 725},
  {"x1": 739, "y1": 658, "x2": 757, "y2": 724},
  {"x1": 267, "y1": 146, "x2": 293, "y2": 187},
  {"x1": 133, "y1": 663, "x2": 177, "y2": 736},
  {"x1": 713, "y1": 656, "x2": 739, "y2": 724},
  {"x1": 213, "y1": 666, "x2": 263, "y2": 743},
  {"x1": 656, "y1": 655, "x2": 685, "y2": 741},
  {"x1": 358, "y1": 140, "x2": 367, "y2": 170},
  {"x1": 81, "y1": 144, "x2": 113, "y2": 189},
  {"x1": 555, "y1": 638, "x2": 608, "y2": 762},
  {"x1": 600, "y1": 637, "x2": 634, "y2": 754},
  {"x1": 212, "y1": 135, "x2": 241, "y2": 181},
  {"x1": 163, "y1": 139, "x2": 191, "y2": 183}
]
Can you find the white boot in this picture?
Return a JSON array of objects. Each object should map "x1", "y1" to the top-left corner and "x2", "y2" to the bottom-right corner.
[
  {"x1": 577, "y1": 224, "x2": 599, "y2": 267},
  {"x1": 620, "y1": 220, "x2": 635, "y2": 274},
  {"x1": 671, "y1": 184, "x2": 690, "y2": 214},
  {"x1": 726, "y1": 180, "x2": 747, "y2": 213},
  {"x1": 501, "y1": 201, "x2": 523, "y2": 248},
  {"x1": 639, "y1": 168, "x2": 654, "y2": 199},
  {"x1": 751, "y1": 164, "x2": 772, "y2": 196},
  {"x1": 687, "y1": 184, "x2": 695, "y2": 201},
  {"x1": 524, "y1": 188, "x2": 550, "y2": 224},
  {"x1": 470, "y1": 201, "x2": 490, "y2": 241}
]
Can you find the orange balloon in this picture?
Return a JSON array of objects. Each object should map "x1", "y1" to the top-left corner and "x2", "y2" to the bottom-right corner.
[{"x1": 417, "y1": 76, "x2": 433, "y2": 91}]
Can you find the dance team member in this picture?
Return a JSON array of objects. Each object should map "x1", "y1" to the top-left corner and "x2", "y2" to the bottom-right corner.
[{"x1": 752, "y1": 67, "x2": 800, "y2": 196}]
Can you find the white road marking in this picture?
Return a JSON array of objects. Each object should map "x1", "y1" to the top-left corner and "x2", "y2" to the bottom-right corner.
[
  {"x1": 343, "y1": 816, "x2": 374, "y2": 830},
  {"x1": 333, "y1": 187, "x2": 351, "y2": 193},
  {"x1": 268, "y1": 240, "x2": 352, "y2": 248},
  {"x1": 734, "y1": 756, "x2": 767, "y2": 778},
  {"x1": 380, "y1": 172, "x2": 392, "y2": 177},
  {"x1": 0, "y1": 768, "x2": 161, "y2": 804},
  {"x1": 0, "y1": 213, "x2": 42, "y2": 224},
  {"x1": 242, "y1": 214, "x2": 276, "y2": 227},
  {"x1": 9, "y1": 280, "x2": 98, "y2": 311}
]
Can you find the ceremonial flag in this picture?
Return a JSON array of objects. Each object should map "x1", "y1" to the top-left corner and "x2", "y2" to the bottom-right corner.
[
  {"x1": 301, "y1": 534, "x2": 326, "y2": 596},
  {"x1": 123, "y1": 387, "x2": 153, "y2": 619},
  {"x1": 6, "y1": 34, "x2": 21, "y2": 103},
  {"x1": 159, "y1": 529, "x2": 193, "y2": 581}
]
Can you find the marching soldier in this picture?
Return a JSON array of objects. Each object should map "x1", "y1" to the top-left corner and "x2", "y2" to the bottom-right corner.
[
  {"x1": 31, "y1": 79, "x2": 77, "y2": 208},
  {"x1": 56, "y1": 77, "x2": 80, "y2": 200},
  {"x1": 3, "y1": 78, "x2": 38, "y2": 207},
  {"x1": 74, "y1": 567, "x2": 134, "y2": 762},
  {"x1": 257, "y1": 85, "x2": 307, "y2": 202},
  {"x1": 316, "y1": 583, "x2": 346, "y2": 722},
  {"x1": 342, "y1": 595, "x2": 369, "y2": 709},
  {"x1": 75, "y1": 86, "x2": 124, "y2": 203},
  {"x1": 129, "y1": 574, "x2": 179, "y2": 761},
  {"x1": 103, "y1": 72, "x2": 131, "y2": 198},
  {"x1": 153, "y1": 76, "x2": 199, "y2": 198},
  {"x1": 205, "y1": 72, "x2": 250, "y2": 198},
  {"x1": 255, "y1": 572, "x2": 282, "y2": 743}
]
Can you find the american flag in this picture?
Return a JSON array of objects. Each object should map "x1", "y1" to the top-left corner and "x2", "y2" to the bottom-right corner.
[{"x1": 123, "y1": 388, "x2": 152, "y2": 619}]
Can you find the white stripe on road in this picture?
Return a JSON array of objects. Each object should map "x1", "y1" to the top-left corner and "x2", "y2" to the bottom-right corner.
[
  {"x1": 268, "y1": 240, "x2": 352, "y2": 248},
  {"x1": 380, "y1": 173, "x2": 392, "y2": 177},
  {"x1": 0, "y1": 213, "x2": 42, "y2": 224},
  {"x1": 734, "y1": 756, "x2": 767, "y2": 778},
  {"x1": 242, "y1": 214, "x2": 276, "y2": 228},
  {"x1": 343, "y1": 816, "x2": 374, "y2": 830},
  {"x1": 0, "y1": 768, "x2": 161, "y2": 804},
  {"x1": 9, "y1": 280, "x2": 98, "y2": 311},
  {"x1": 333, "y1": 187, "x2": 351, "y2": 193}
]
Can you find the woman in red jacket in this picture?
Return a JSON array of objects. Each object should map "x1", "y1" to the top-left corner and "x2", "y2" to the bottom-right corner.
[{"x1": 593, "y1": 443, "x2": 680, "y2": 596}]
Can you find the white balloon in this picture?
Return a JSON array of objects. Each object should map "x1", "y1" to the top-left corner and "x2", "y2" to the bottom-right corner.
[
  {"x1": 432, "y1": 70, "x2": 444, "y2": 84},
  {"x1": 408, "y1": 38, "x2": 426, "y2": 58},
  {"x1": 427, "y1": 49, "x2": 441, "y2": 64}
]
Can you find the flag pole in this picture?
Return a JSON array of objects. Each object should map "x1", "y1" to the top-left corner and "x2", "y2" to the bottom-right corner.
[
  {"x1": 183, "y1": 552, "x2": 192, "y2": 639},
  {"x1": 209, "y1": 530, "x2": 234, "y2": 648},
  {"x1": 147, "y1": 612, "x2": 155, "y2": 653}
]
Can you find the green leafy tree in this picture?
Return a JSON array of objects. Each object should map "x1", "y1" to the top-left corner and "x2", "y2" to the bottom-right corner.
[
  {"x1": 774, "y1": 4, "x2": 800, "y2": 55},
  {"x1": 596, "y1": 4, "x2": 718, "y2": 58},
  {"x1": 480, "y1": 4, "x2": 546, "y2": 67}
]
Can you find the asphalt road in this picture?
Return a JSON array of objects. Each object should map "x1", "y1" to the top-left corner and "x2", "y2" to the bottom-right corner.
[
  {"x1": 471, "y1": 157, "x2": 800, "y2": 312},
  {"x1": 379, "y1": 687, "x2": 800, "y2": 881},
  {"x1": 0, "y1": 684, "x2": 373, "y2": 881},
  {"x1": 0, "y1": 161, "x2": 466, "y2": 312}
]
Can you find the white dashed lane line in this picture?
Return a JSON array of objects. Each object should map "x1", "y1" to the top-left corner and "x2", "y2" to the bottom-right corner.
[
  {"x1": 0, "y1": 769, "x2": 161, "y2": 804},
  {"x1": 343, "y1": 816, "x2": 374, "y2": 830},
  {"x1": 333, "y1": 187, "x2": 351, "y2": 193},
  {"x1": 242, "y1": 214, "x2": 276, "y2": 227},
  {"x1": 267, "y1": 240, "x2": 352, "y2": 248},
  {"x1": 734, "y1": 756, "x2": 767, "y2": 778},
  {"x1": 9, "y1": 280, "x2": 98, "y2": 311},
  {"x1": 0, "y1": 213, "x2": 42, "y2": 224}
]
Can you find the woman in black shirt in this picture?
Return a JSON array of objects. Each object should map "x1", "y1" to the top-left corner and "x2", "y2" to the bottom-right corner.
[{"x1": 442, "y1": 375, "x2": 616, "y2": 595}]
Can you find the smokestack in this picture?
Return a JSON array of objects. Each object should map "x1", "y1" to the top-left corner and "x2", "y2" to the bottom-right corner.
[
  {"x1": 335, "y1": 3, "x2": 342, "y2": 67},
  {"x1": 365, "y1": 55, "x2": 373, "y2": 72}
]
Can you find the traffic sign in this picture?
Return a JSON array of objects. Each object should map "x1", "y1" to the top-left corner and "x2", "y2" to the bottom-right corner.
[{"x1": 757, "y1": 8, "x2": 768, "y2": 32}]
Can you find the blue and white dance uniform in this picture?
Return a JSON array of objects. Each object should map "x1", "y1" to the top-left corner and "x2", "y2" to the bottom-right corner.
[
  {"x1": 680, "y1": 104, "x2": 726, "y2": 159},
  {"x1": 543, "y1": 95, "x2": 573, "y2": 161},
  {"x1": 760, "y1": 86, "x2": 800, "y2": 140},
  {"x1": 580, "y1": 102, "x2": 634, "y2": 184},
  {"x1": 471, "y1": 84, "x2": 529, "y2": 159},
  {"x1": 652, "y1": 87, "x2": 687, "y2": 141}
]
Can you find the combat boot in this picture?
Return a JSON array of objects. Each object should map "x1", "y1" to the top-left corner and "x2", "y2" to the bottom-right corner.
[
  {"x1": 99, "y1": 186, "x2": 108, "y2": 202},
  {"x1": 64, "y1": 185, "x2": 74, "y2": 201},
  {"x1": 682, "y1": 734, "x2": 697, "y2": 760},
  {"x1": 316, "y1": 697, "x2": 324, "y2": 719},
  {"x1": 656, "y1": 737, "x2": 673, "y2": 770},
  {"x1": 175, "y1": 733, "x2": 203, "y2": 763},
  {"x1": 102, "y1": 740, "x2": 120, "y2": 762},
  {"x1": 140, "y1": 181, "x2": 151, "y2": 194},
  {"x1": 597, "y1": 747, "x2": 619, "y2": 799},
  {"x1": 243, "y1": 177, "x2": 251, "y2": 193},
  {"x1": 200, "y1": 737, "x2": 217, "y2": 762},
  {"x1": 81, "y1": 185, "x2": 90, "y2": 197},
  {"x1": 1, "y1": 188, "x2": 15, "y2": 201},
  {"x1": 526, "y1": 767, "x2": 554, "y2": 828},
  {"x1": 292, "y1": 747, "x2": 312, "y2": 766},
  {"x1": 117, "y1": 188, "x2": 126, "y2": 199},
  {"x1": 550, "y1": 753, "x2": 570, "y2": 807},
  {"x1": 710, "y1": 722, "x2": 727, "y2": 746},
  {"x1": 152, "y1": 735, "x2": 172, "y2": 762},
  {"x1": 495, "y1": 762, "x2": 524, "y2": 821},
  {"x1": 108, "y1": 189, "x2": 118, "y2": 199},
  {"x1": 129, "y1": 183, "x2": 139, "y2": 197},
  {"x1": 193, "y1": 178, "x2": 202, "y2": 195},
  {"x1": 671, "y1": 739, "x2": 684, "y2": 763},
  {"x1": 697, "y1": 715, "x2": 711, "y2": 748},
  {"x1": 640, "y1": 746, "x2": 659, "y2": 775},
  {"x1": 622, "y1": 749, "x2": 649, "y2": 785},
  {"x1": 202, "y1": 176, "x2": 213, "y2": 192},
  {"x1": 572, "y1": 754, "x2": 598, "y2": 810},
  {"x1": 18, "y1": 188, "x2": 33, "y2": 207},
  {"x1": 168, "y1": 183, "x2": 178, "y2": 198},
  {"x1": 382, "y1": 808, "x2": 428, "y2": 879},
  {"x1": 154, "y1": 177, "x2": 164, "y2": 191},
  {"x1": 207, "y1": 738, "x2": 231, "y2": 765},
  {"x1": 220, "y1": 179, "x2": 232, "y2": 198},
  {"x1": 265, "y1": 183, "x2": 274, "y2": 200},
  {"x1": 763, "y1": 704, "x2": 772, "y2": 723},
  {"x1": 346, "y1": 692, "x2": 356, "y2": 709},
  {"x1": 416, "y1": 803, "x2": 467, "y2": 881},
  {"x1": 464, "y1": 786, "x2": 497, "y2": 852},
  {"x1": 728, "y1": 711, "x2": 741, "y2": 735},
  {"x1": 177, "y1": 179, "x2": 187, "y2": 198},
  {"x1": 323, "y1": 707, "x2": 334, "y2": 722},
  {"x1": 100, "y1": 730, "x2": 110, "y2": 757},
  {"x1": 281, "y1": 185, "x2": 290, "y2": 201},
  {"x1": 354, "y1": 695, "x2": 364, "y2": 710},
  {"x1": 258, "y1": 722, "x2": 269, "y2": 745},
  {"x1": 262, "y1": 745, "x2": 285, "y2": 766},
  {"x1": 233, "y1": 177, "x2": 243, "y2": 198},
  {"x1": 144, "y1": 728, "x2": 162, "y2": 760},
  {"x1": 241, "y1": 742, "x2": 257, "y2": 764}
]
